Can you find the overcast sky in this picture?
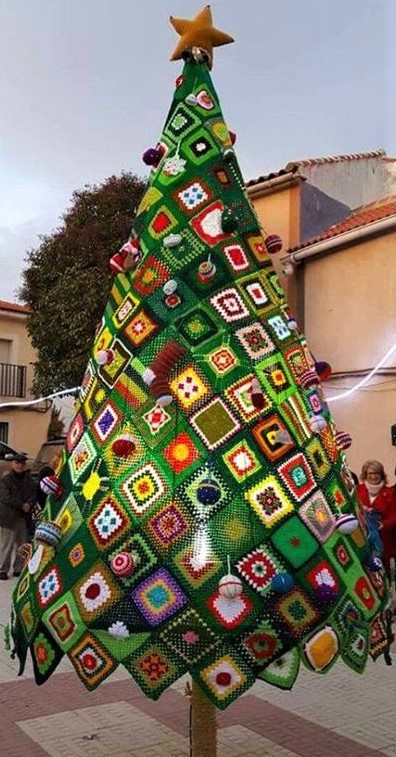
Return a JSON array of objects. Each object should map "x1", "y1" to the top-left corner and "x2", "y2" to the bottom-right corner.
[{"x1": 0, "y1": 0, "x2": 392, "y2": 302}]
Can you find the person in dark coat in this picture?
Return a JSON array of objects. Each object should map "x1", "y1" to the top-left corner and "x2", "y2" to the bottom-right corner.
[{"x1": 0, "y1": 453, "x2": 36, "y2": 579}]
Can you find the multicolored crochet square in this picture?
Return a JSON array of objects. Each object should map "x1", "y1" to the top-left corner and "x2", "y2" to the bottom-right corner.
[{"x1": 10, "y1": 42, "x2": 389, "y2": 710}]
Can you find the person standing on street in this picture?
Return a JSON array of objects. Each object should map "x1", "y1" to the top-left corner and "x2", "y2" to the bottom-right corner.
[
  {"x1": 357, "y1": 459, "x2": 396, "y2": 582},
  {"x1": 0, "y1": 453, "x2": 36, "y2": 579}
]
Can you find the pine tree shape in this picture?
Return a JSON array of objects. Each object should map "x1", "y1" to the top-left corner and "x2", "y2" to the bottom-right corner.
[{"x1": 10, "y1": 8, "x2": 390, "y2": 709}]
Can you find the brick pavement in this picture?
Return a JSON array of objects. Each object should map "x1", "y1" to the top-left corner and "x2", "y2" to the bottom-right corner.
[{"x1": 1, "y1": 576, "x2": 396, "y2": 757}]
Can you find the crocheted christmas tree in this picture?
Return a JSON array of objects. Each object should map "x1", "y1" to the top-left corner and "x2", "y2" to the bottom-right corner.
[{"x1": 10, "y1": 7, "x2": 390, "y2": 709}]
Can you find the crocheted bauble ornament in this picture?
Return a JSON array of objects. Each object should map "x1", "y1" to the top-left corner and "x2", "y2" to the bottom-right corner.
[
  {"x1": 299, "y1": 369, "x2": 319, "y2": 390},
  {"x1": 110, "y1": 551, "x2": 136, "y2": 577},
  {"x1": 221, "y1": 208, "x2": 238, "y2": 233},
  {"x1": 314, "y1": 585, "x2": 338, "y2": 605},
  {"x1": 142, "y1": 146, "x2": 164, "y2": 167},
  {"x1": 250, "y1": 377, "x2": 265, "y2": 410},
  {"x1": 163, "y1": 233, "x2": 183, "y2": 248},
  {"x1": 265, "y1": 234, "x2": 283, "y2": 254},
  {"x1": 40, "y1": 475, "x2": 63, "y2": 499},
  {"x1": 197, "y1": 259, "x2": 216, "y2": 284},
  {"x1": 218, "y1": 573, "x2": 243, "y2": 599},
  {"x1": 35, "y1": 521, "x2": 63, "y2": 548},
  {"x1": 196, "y1": 478, "x2": 222, "y2": 505},
  {"x1": 315, "y1": 361, "x2": 332, "y2": 381},
  {"x1": 271, "y1": 572, "x2": 295, "y2": 593},
  {"x1": 335, "y1": 430, "x2": 352, "y2": 450},
  {"x1": 111, "y1": 434, "x2": 136, "y2": 458},
  {"x1": 309, "y1": 414, "x2": 327, "y2": 433},
  {"x1": 335, "y1": 513, "x2": 359, "y2": 534},
  {"x1": 96, "y1": 349, "x2": 115, "y2": 366}
]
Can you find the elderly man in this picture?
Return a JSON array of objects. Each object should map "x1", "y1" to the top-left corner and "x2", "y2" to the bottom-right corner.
[{"x1": 0, "y1": 453, "x2": 36, "y2": 579}]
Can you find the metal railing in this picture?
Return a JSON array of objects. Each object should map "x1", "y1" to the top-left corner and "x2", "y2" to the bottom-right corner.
[{"x1": 0, "y1": 363, "x2": 27, "y2": 398}]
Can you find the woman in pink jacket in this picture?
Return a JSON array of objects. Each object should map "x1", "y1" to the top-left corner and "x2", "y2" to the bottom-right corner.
[{"x1": 357, "y1": 459, "x2": 396, "y2": 581}]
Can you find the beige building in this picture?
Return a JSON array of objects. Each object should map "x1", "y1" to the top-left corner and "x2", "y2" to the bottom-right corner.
[
  {"x1": 0, "y1": 300, "x2": 50, "y2": 458},
  {"x1": 248, "y1": 150, "x2": 396, "y2": 481}
]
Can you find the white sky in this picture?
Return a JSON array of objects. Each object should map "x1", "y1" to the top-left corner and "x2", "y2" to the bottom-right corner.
[{"x1": 0, "y1": 0, "x2": 393, "y2": 301}]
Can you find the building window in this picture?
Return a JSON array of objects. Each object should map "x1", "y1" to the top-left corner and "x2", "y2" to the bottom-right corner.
[
  {"x1": 0, "y1": 423, "x2": 9, "y2": 443},
  {"x1": 0, "y1": 340, "x2": 12, "y2": 363}
]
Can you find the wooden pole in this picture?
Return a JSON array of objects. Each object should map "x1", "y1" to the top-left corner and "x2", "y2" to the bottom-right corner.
[{"x1": 191, "y1": 679, "x2": 217, "y2": 757}]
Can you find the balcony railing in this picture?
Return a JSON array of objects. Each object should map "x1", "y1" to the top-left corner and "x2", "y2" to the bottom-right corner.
[{"x1": 0, "y1": 363, "x2": 27, "y2": 398}]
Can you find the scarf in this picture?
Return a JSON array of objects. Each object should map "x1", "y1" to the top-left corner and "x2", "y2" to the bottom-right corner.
[{"x1": 364, "y1": 480, "x2": 384, "y2": 498}]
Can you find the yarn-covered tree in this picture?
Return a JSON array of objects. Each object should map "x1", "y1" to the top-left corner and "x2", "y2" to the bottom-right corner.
[{"x1": 10, "y1": 6, "x2": 390, "y2": 710}]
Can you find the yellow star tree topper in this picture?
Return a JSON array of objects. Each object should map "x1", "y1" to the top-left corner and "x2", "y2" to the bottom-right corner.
[{"x1": 170, "y1": 5, "x2": 234, "y2": 68}]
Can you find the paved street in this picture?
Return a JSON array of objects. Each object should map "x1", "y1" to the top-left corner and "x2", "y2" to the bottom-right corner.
[{"x1": 1, "y1": 575, "x2": 396, "y2": 757}]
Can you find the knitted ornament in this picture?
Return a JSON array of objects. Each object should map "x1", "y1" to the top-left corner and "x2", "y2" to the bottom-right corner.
[
  {"x1": 221, "y1": 208, "x2": 238, "y2": 233},
  {"x1": 169, "y1": 5, "x2": 234, "y2": 69},
  {"x1": 315, "y1": 361, "x2": 332, "y2": 381},
  {"x1": 110, "y1": 551, "x2": 135, "y2": 577},
  {"x1": 142, "y1": 146, "x2": 164, "y2": 167},
  {"x1": 335, "y1": 513, "x2": 359, "y2": 534},
  {"x1": 109, "y1": 252, "x2": 128, "y2": 275},
  {"x1": 163, "y1": 233, "x2": 183, "y2": 248},
  {"x1": 250, "y1": 377, "x2": 265, "y2": 410},
  {"x1": 299, "y1": 369, "x2": 319, "y2": 390},
  {"x1": 223, "y1": 147, "x2": 235, "y2": 162},
  {"x1": 197, "y1": 259, "x2": 216, "y2": 284},
  {"x1": 16, "y1": 543, "x2": 32, "y2": 568},
  {"x1": 120, "y1": 238, "x2": 142, "y2": 261},
  {"x1": 271, "y1": 573, "x2": 294, "y2": 593},
  {"x1": 96, "y1": 349, "x2": 115, "y2": 366},
  {"x1": 28, "y1": 544, "x2": 44, "y2": 575},
  {"x1": 365, "y1": 555, "x2": 383, "y2": 573},
  {"x1": 147, "y1": 341, "x2": 186, "y2": 379},
  {"x1": 111, "y1": 434, "x2": 136, "y2": 458},
  {"x1": 314, "y1": 585, "x2": 338, "y2": 605},
  {"x1": 110, "y1": 239, "x2": 142, "y2": 275},
  {"x1": 274, "y1": 429, "x2": 293, "y2": 445},
  {"x1": 218, "y1": 573, "x2": 243, "y2": 600},
  {"x1": 264, "y1": 234, "x2": 283, "y2": 254},
  {"x1": 163, "y1": 279, "x2": 178, "y2": 296},
  {"x1": 35, "y1": 521, "x2": 63, "y2": 548},
  {"x1": 40, "y1": 475, "x2": 64, "y2": 500},
  {"x1": 335, "y1": 430, "x2": 352, "y2": 450},
  {"x1": 309, "y1": 414, "x2": 327, "y2": 433},
  {"x1": 287, "y1": 316, "x2": 298, "y2": 331},
  {"x1": 196, "y1": 478, "x2": 222, "y2": 505},
  {"x1": 150, "y1": 376, "x2": 174, "y2": 406},
  {"x1": 143, "y1": 340, "x2": 186, "y2": 404}
]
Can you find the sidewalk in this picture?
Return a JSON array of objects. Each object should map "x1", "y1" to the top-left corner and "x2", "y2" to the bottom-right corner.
[{"x1": 1, "y1": 575, "x2": 395, "y2": 757}]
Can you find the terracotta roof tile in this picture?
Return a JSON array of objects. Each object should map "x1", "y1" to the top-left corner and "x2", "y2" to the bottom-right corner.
[
  {"x1": 0, "y1": 300, "x2": 31, "y2": 314},
  {"x1": 246, "y1": 149, "x2": 386, "y2": 189},
  {"x1": 285, "y1": 148, "x2": 385, "y2": 170},
  {"x1": 245, "y1": 165, "x2": 300, "y2": 188},
  {"x1": 289, "y1": 195, "x2": 396, "y2": 252}
]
